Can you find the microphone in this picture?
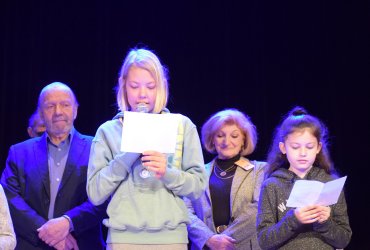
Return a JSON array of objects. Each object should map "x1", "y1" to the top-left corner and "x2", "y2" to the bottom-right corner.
[
  {"x1": 136, "y1": 103, "x2": 152, "y2": 179},
  {"x1": 136, "y1": 103, "x2": 149, "y2": 113}
]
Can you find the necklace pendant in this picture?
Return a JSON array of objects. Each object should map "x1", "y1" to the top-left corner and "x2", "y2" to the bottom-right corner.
[{"x1": 220, "y1": 171, "x2": 227, "y2": 177}]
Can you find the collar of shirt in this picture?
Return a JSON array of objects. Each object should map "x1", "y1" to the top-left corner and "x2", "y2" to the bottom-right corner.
[{"x1": 46, "y1": 127, "x2": 75, "y2": 147}]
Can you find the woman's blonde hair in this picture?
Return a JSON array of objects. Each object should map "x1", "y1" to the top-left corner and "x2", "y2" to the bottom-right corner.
[
  {"x1": 116, "y1": 48, "x2": 169, "y2": 113},
  {"x1": 201, "y1": 108, "x2": 257, "y2": 156}
]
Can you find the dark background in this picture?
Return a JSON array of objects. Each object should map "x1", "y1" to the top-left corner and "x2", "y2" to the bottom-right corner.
[{"x1": 1, "y1": 1, "x2": 369, "y2": 248}]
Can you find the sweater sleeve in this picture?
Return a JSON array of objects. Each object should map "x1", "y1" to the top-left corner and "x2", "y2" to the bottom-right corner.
[
  {"x1": 184, "y1": 197, "x2": 215, "y2": 250},
  {"x1": 313, "y1": 191, "x2": 352, "y2": 248},
  {"x1": 256, "y1": 181, "x2": 301, "y2": 249},
  {"x1": 161, "y1": 117, "x2": 207, "y2": 200},
  {"x1": 87, "y1": 125, "x2": 140, "y2": 205}
]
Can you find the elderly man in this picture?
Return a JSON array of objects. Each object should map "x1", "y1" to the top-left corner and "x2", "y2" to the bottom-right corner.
[{"x1": 1, "y1": 82, "x2": 106, "y2": 250}]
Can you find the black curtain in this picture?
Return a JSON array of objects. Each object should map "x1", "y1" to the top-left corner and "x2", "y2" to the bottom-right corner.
[{"x1": 1, "y1": 1, "x2": 369, "y2": 248}]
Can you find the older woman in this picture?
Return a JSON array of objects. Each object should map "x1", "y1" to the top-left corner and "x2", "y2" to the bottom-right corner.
[{"x1": 187, "y1": 109, "x2": 265, "y2": 250}]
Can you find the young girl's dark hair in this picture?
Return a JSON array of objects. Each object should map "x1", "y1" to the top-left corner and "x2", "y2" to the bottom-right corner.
[{"x1": 266, "y1": 106, "x2": 337, "y2": 178}]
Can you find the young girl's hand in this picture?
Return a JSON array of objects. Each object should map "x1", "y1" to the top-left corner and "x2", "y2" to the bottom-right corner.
[
  {"x1": 141, "y1": 151, "x2": 167, "y2": 178},
  {"x1": 294, "y1": 205, "x2": 321, "y2": 224},
  {"x1": 316, "y1": 205, "x2": 331, "y2": 223}
]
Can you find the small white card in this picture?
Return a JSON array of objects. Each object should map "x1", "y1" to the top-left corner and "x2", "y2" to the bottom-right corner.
[
  {"x1": 121, "y1": 111, "x2": 181, "y2": 153},
  {"x1": 286, "y1": 176, "x2": 347, "y2": 207}
]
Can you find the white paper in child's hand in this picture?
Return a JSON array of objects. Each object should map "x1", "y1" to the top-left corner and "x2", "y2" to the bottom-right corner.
[
  {"x1": 286, "y1": 176, "x2": 347, "y2": 207},
  {"x1": 121, "y1": 111, "x2": 180, "y2": 153}
]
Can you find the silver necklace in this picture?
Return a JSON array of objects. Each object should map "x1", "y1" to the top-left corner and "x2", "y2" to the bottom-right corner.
[{"x1": 213, "y1": 162, "x2": 237, "y2": 179}]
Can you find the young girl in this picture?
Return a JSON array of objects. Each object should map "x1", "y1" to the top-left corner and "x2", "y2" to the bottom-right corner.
[
  {"x1": 86, "y1": 48, "x2": 207, "y2": 250},
  {"x1": 256, "y1": 106, "x2": 352, "y2": 249}
]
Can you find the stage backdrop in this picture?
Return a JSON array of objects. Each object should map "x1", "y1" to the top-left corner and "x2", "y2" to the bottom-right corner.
[{"x1": 1, "y1": 1, "x2": 369, "y2": 249}]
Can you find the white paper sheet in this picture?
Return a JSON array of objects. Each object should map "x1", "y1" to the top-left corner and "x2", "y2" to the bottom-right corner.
[
  {"x1": 286, "y1": 176, "x2": 347, "y2": 207},
  {"x1": 120, "y1": 111, "x2": 181, "y2": 153}
]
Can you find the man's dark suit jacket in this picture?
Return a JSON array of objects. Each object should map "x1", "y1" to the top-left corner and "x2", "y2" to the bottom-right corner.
[{"x1": 1, "y1": 130, "x2": 107, "y2": 250}]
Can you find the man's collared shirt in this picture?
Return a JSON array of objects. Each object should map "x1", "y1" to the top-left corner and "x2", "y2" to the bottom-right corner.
[{"x1": 47, "y1": 129, "x2": 74, "y2": 219}]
